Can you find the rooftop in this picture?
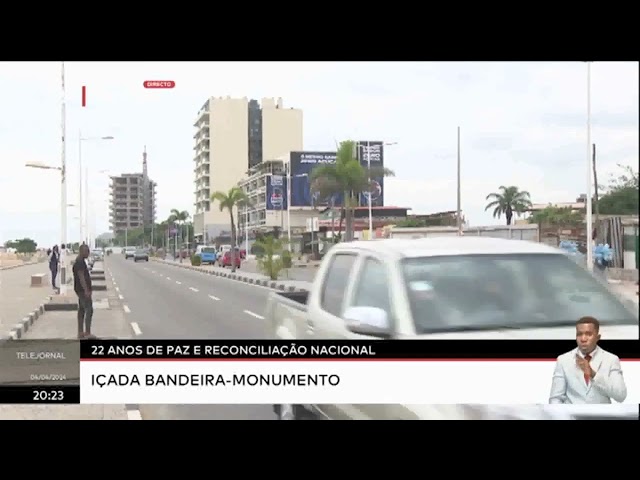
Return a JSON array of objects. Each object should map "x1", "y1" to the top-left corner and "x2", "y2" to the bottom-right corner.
[{"x1": 333, "y1": 236, "x2": 562, "y2": 259}]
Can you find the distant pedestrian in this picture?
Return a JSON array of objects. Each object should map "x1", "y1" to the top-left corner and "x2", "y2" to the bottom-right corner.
[
  {"x1": 73, "y1": 244, "x2": 94, "y2": 339},
  {"x1": 49, "y1": 245, "x2": 60, "y2": 293}
]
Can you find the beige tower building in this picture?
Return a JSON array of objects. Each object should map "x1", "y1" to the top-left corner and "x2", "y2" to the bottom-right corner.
[{"x1": 192, "y1": 96, "x2": 303, "y2": 242}]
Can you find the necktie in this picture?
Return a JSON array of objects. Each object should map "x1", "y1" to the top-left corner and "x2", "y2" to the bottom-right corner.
[{"x1": 584, "y1": 354, "x2": 592, "y2": 384}]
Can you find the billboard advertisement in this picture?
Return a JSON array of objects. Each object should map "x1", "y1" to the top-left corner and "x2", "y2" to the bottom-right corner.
[
  {"x1": 357, "y1": 141, "x2": 385, "y2": 207},
  {"x1": 265, "y1": 174, "x2": 287, "y2": 211},
  {"x1": 289, "y1": 151, "x2": 337, "y2": 207}
]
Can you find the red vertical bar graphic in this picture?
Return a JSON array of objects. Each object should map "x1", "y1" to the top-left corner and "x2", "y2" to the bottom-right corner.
[{"x1": 81, "y1": 86, "x2": 86, "y2": 107}]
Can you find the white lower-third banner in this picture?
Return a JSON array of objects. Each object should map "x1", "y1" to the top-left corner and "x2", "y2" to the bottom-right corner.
[{"x1": 79, "y1": 360, "x2": 640, "y2": 404}]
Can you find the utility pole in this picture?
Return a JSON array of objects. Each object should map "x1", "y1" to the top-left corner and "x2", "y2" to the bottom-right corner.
[
  {"x1": 585, "y1": 62, "x2": 593, "y2": 271},
  {"x1": 60, "y1": 62, "x2": 68, "y2": 294},
  {"x1": 592, "y1": 143, "x2": 600, "y2": 243},
  {"x1": 456, "y1": 126, "x2": 462, "y2": 236}
]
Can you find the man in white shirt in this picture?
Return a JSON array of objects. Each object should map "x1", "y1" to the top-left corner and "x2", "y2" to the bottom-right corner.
[{"x1": 549, "y1": 316, "x2": 627, "y2": 404}]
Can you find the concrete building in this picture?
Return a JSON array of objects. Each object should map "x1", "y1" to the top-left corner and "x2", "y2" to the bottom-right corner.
[
  {"x1": 109, "y1": 147, "x2": 157, "y2": 235},
  {"x1": 193, "y1": 96, "x2": 303, "y2": 243},
  {"x1": 237, "y1": 158, "x2": 314, "y2": 238}
]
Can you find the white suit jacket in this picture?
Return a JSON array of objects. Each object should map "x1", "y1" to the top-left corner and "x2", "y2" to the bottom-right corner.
[{"x1": 549, "y1": 346, "x2": 627, "y2": 404}]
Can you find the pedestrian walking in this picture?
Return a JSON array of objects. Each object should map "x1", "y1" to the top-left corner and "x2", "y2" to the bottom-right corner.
[
  {"x1": 73, "y1": 244, "x2": 94, "y2": 339},
  {"x1": 49, "y1": 245, "x2": 60, "y2": 293}
]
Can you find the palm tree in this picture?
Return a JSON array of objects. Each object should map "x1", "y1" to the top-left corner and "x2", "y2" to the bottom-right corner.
[
  {"x1": 485, "y1": 186, "x2": 532, "y2": 225},
  {"x1": 211, "y1": 186, "x2": 249, "y2": 273},
  {"x1": 310, "y1": 140, "x2": 394, "y2": 241},
  {"x1": 167, "y1": 208, "x2": 191, "y2": 262}
]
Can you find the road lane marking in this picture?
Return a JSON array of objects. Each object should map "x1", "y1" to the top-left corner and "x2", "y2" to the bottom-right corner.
[
  {"x1": 166, "y1": 276, "x2": 171, "y2": 280},
  {"x1": 123, "y1": 305, "x2": 131, "y2": 313},
  {"x1": 244, "y1": 310, "x2": 264, "y2": 320},
  {"x1": 115, "y1": 286, "x2": 120, "y2": 292},
  {"x1": 176, "y1": 281, "x2": 182, "y2": 285},
  {"x1": 130, "y1": 322, "x2": 142, "y2": 336},
  {"x1": 208, "y1": 295, "x2": 220, "y2": 301},
  {"x1": 189, "y1": 287, "x2": 199, "y2": 292},
  {"x1": 151, "y1": 270, "x2": 156, "y2": 274},
  {"x1": 118, "y1": 294, "x2": 124, "y2": 300}
]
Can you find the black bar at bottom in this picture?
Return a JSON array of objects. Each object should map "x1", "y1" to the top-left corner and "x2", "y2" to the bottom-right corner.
[{"x1": 0, "y1": 385, "x2": 80, "y2": 404}]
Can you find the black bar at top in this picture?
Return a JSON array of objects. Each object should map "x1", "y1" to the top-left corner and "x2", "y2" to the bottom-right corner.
[
  {"x1": 79, "y1": 339, "x2": 640, "y2": 360},
  {"x1": 0, "y1": 385, "x2": 80, "y2": 404}
]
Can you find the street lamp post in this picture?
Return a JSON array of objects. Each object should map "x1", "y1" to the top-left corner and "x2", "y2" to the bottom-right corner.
[
  {"x1": 78, "y1": 134, "x2": 114, "y2": 245},
  {"x1": 61, "y1": 62, "x2": 67, "y2": 293},
  {"x1": 585, "y1": 62, "x2": 593, "y2": 272}
]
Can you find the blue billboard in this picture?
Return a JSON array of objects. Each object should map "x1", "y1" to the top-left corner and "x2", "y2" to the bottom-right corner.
[
  {"x1": 265, "y1": 174, "x2": 287, "y2": 211},
  {"x1": 289, "y1": 151, "x2": 337, "y2": 207},
  {"x1": 357, "y1": 141, "x2": 385, "y2": 207}
]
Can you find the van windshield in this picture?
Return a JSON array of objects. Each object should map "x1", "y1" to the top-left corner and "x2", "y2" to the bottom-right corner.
[
  {"x1": 401, "y1": 253, "x2": 638, "y2": 334},
  {"x1": 201, "y1": 248, "x2": 216, "y2": 253}
]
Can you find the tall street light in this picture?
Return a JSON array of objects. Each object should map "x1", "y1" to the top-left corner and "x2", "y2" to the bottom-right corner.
[
  {"x1": 366, "y1": 141, "x2": 397, "y2": 239},
  {"x1": 78, "y1": 133, "x2": 114, "y2": 244},
  {"x1": 585, "y1": 62, "x2": 593, "y2": 272},
  {"x1": 61, "y1": 62, "x2": 67, "y2": 293}
]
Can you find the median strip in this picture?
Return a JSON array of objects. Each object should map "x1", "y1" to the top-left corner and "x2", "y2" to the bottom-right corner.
[{"x1": 149, "y1": 258, "x2": 311, "y2": 294}]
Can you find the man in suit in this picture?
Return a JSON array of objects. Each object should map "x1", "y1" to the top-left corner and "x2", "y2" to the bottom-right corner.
[{"x1": 549, "y1": 316, "x2": 627, "y2": 404}]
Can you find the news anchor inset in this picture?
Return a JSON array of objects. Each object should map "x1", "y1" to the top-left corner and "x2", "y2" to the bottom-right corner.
[{"x1": 549, "y1": 316, "x2": 627, "y2": 404}]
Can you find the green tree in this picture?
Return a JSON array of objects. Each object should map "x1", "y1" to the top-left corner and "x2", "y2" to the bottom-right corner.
[
  {"x1": 597, "y1": 164, "x2": 639, "y2": 215},
  {"x1": 529, "y1": 205, "x2": 584, "y2": 227},
  {"x1": 211, "y1": 186, "x2": 249, "y2": 273},
  {"x1": 310, "y1": 140, "x2": 394, "y2": 241},
  {"x1": 485, "y1": 186, "x2": 532, "y2": 225},
  {"x1": 4, "y1": 238, "x2": 38, "y2": 253}
]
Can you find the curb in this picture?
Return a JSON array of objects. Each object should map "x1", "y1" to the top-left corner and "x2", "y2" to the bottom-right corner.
[
  {"x1": 0, "y1": 260, "x2": 44, "y2": 271},
  {"x1": 0, "y1": 295, "x2": 53, "y2": 342},
  {"x1": 150, "y1": 258, "x2": 309, "y2": 293}
]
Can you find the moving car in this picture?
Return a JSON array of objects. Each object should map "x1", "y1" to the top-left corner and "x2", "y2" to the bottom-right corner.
[
  {"x1": 133, "y1": 249, "x2": 149, "y2": 262},
  {"x1": 266, "y1": 237, "x2": 639, "y2": 420},
  {"x1": 195, "y1": 245, "x2": 217, "y2": 265},
  {"x1": 124, "y1": 247, "x2": 136, "y2": 259}
]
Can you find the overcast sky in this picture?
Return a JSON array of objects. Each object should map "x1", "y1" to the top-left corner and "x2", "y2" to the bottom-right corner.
[{"x1": 0, "y1": 61, "x2": 637, "y2": 247}]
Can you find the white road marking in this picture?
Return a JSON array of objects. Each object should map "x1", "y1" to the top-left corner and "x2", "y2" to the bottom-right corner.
[
  {"x1": 189, "y1": 287, "x2": 199, "y2": 292},
  {"x1": 208, "y1": 295, "x2": 220, "y2": 301},
  {"x1": 151, "y1": 270, "x2": 156, "y2": 274},
  {"x1": 123, "y1": 305, "x2": 131, "y2": 313},
  {"x1": 130, "y1": 322, "x2": 142, "y2": 336},
  {"x1": 115, "y1": 286, "x2": 120, "y2": 292},
  {"x1": 118, "y1": 294, "x2": 124, "y2": 300},
  {"x1": 166, "y1": 276, "x2": 171, "y2": 280},
  {"x1": 176, "y1": 281, "x2": 182, "y2": 285},
  {"x1": 127, "y1": 409, "x2": 143, "y2": 420},
  {"x1": 244, "y1": 310, "x2": 264, "y2": 320}
]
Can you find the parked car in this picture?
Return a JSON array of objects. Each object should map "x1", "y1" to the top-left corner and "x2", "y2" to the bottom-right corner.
[
  {"x1": 133, "y1": 249, "x2": 149, "y2": 262},
  {"x1": 124, "y1": 247, "x2": 136, "y2": 259},
  {"x1": 195, "y1": 245, "x2": 217, "y2": 265},
  {"x1": 266, "y1": 237, "x2": 639, "y2": 420},
  {"x1": 219, "y1": 248, "x2": 241, "y2": 268}
]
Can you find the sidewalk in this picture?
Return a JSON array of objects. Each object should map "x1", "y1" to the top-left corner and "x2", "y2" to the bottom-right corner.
[
  {"x1": 0, "y1": 264, "x2": 133, "y2": 420},
  {"x1": 0, "y1": 262, "x2": 54, "y2": 338},
  {"x1": 152, "y1": 257, "x2": 313, "y2": 292}
]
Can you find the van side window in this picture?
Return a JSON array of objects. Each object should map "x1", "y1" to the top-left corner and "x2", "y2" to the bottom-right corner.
[
  {"x1": 352, "y1": 258, "x2": 392, "y2": 313},
  {"x1": 320, "y1": 254, "x2": 358, "y2": 317}
]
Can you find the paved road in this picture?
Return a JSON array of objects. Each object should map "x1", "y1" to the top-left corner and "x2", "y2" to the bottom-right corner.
[{"x1": 105, "y1": 254, "x2": 278, "y2": 420}]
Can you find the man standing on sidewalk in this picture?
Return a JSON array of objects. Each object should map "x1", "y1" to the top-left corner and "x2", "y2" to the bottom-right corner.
[{"x1": 73, "y1": 244, "x2": 94, "y2": 339}]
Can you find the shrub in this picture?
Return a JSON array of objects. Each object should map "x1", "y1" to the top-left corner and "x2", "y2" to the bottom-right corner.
[
  {"x1": 282, "y1": 249, "x2": 292, "y2": 268},
  {"x1": 255, "y1": 235, "x2": 286, "y2": 280}
]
